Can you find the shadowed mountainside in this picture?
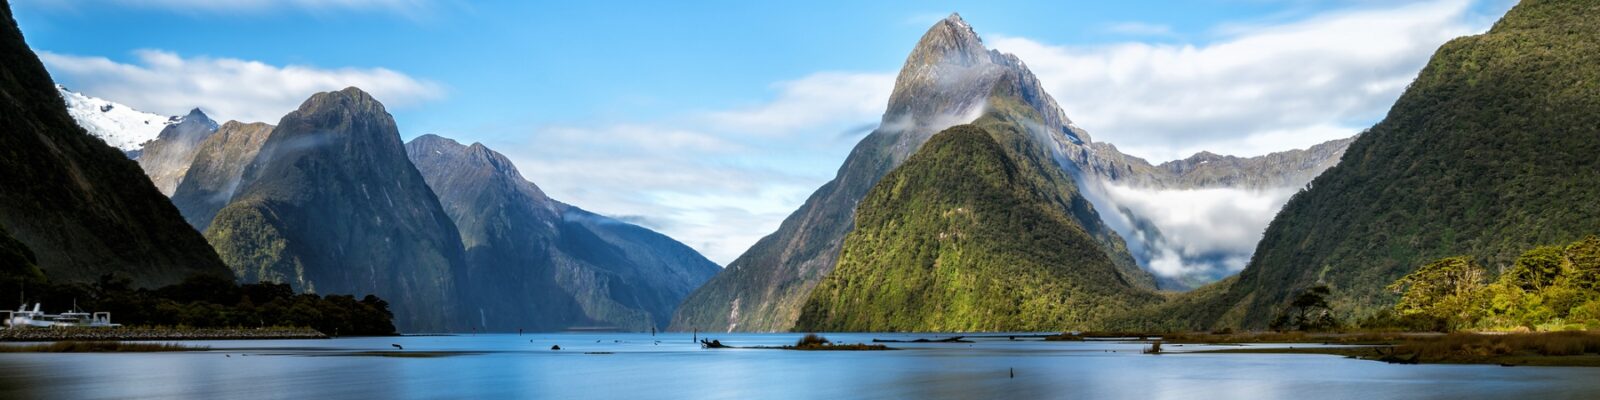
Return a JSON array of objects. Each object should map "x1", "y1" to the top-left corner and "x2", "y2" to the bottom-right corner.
[{"x1": 0, "y1": 0, "x2": 231, "y2": 287}]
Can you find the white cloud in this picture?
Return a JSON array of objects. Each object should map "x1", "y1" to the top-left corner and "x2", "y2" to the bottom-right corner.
[
  {"x1": 703, "y1": 72, "x2": 894, "y2": 136},
  {"x1": 492, "y1": 72, "x2": 892, "y2": 265},
  {"x1": 1101, "y1": 184, "x2": 1299, "y2": 279},
  {"x1": 40, "y1": 49, "x2": 443, "y2": 123},
  {"x1": 991, "y1": 0, "x2": 1496, "y2": 161}
]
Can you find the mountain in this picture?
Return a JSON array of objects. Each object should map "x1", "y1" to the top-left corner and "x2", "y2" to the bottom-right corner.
[
  {"x1": 0, "y1": 2, "x2": 231, "y2": 287},
  {"x1": 136, "y1": 108, "x2": 219, "y2": 196},
  {"x1": 1078, "y1": 137, "x2": 1355, "y2": 191},
  {"x1": 795, "y1": 102, "x2": 1162, "y2": 332},
  {"x1": 1123, "y1": 0, "x2": 1600, "y2": 330},
  {"x1": 1067, "y1": 137, "x2": 1356, "y2": 290},
  {"x1": 0, "y1": 226, "x2": 43, "y2": 283},
  {"x1": 169, "y1": 121, "x2": 275, "y2": 230},
  {"x1": 406, "y1": 134, "x2": 720, "y2": 331},
  {"x1": 204, "y1": 87, "x2": 468, "y2": 331},
  {"x1": 672, "y1": 14, "x2": 1150, "y2": 332},
  {"x1": 56, "y1": 85, "x2": 178, "y2": 158}
]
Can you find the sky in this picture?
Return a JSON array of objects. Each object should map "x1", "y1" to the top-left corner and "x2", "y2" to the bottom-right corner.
[{"x1": 13, "y1": 0, "x2": 1516, "y2": 266}]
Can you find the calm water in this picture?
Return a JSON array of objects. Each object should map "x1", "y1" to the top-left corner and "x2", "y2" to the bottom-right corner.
[{"x1": 0, "y1": 333, "x2": 1595, "y2": 399}]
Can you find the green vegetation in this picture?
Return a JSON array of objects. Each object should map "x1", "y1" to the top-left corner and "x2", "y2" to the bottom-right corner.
[
  {"x1": 1270, "y1": 286, "x2": 1338, "y2": 332},
  {"x1": 0, "y1": 274, "x2": 395, "y2": 336},
  {"x1": 1109, "y1": 0, "x2": 1600, "y2": 330},
  {"x1": 1161, "y1": 331, "x2": 1425, "y2": 345},
  {"x1": 0, "y1": 341, "x2": 204, "y2": 353},
  {"x1": 1191, "y1": 331, "x2": 1600, "y2": 367},
  {"x1": 1376, "y1": 237, "x2": 1600, "y2": 332},
  {"x1": 673, "y1": 15, "x2": 1152, "y2": 333},
  {"x1": 794, "y1": 95, "x2": 1159, "y2": 332},
  {"x1": 785, "y1": 334, "x2": 891, "y2": 351}
]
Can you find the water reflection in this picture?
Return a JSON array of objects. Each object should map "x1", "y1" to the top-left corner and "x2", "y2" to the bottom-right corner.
[{"x1": 0, "y1": 333, "x2": 1594, "y2": 399}]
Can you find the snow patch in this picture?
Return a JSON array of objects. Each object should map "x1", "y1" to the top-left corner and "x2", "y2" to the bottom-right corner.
[{"x1": 57, "y1": 85, "x2": 177, "y2": 154}]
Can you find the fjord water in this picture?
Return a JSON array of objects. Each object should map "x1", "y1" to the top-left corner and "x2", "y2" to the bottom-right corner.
[{"x1": 0, "y1": 333, "x2": 1594, "y2": 399}]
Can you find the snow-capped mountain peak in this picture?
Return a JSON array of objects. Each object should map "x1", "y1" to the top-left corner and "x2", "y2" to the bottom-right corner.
[{"x1": 57, "y1": 85, "x2": 178, "y2": 157}]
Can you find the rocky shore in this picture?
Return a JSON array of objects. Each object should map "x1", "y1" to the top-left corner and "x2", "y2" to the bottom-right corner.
[{"x1": 0, "y1": 327, "x2": 327, "y2": 341}]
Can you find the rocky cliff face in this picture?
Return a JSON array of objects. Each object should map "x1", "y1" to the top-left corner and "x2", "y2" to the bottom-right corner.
[
  {"x1": 672, "y1": 13, "x2": 1148, "y2": 332},
  {"x1": 1072, "y1": 137, "x2": 1355, "y2": 191},
  {"x1": 0, "y1": 1, "x2": 231, "y2": 287},
  {"x1": 406, "y1": 134, "x2": 720, "y2": 331},
  {"x1": 169, "y1": 121, "x2": 275, "y2": 230},
  {"x1": 137, "y1": 109, "x2": 219, "y2": 196},
  {"x1": 204, "y1": 87, "x2": 469, "y2": 332}
]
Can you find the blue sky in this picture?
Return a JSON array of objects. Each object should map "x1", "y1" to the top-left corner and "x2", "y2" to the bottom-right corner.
[{"x1": 13, "y1": 0, "x2": 1516, "y2": 265}]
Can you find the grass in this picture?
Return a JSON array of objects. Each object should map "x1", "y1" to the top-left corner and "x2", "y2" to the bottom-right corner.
[
  {"x1": 0, "y1": 341, "x2": 205, "y2": 353},
  {"x1": 1159, "y1": 331, "x2": 1431, "y2": 345},
  {"x1": 1044, "y1": 331, "x2": 1159, "y2": 341},
  {"x1": 1182, "y1": 331, "x2": 1600, "y2": 367}
]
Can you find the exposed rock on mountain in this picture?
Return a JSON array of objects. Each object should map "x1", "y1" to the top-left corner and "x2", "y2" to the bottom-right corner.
[
  {"x1": 204, "y1": 87, "x2": 468, "y2": 331},
  {"x1": 406, "y1": 134, "x2": 719, "y2": 331},
  {"x1": 137, "y1": 108, "x2": 219, "y2": 196},
  {"x1": 1079, "y1": 137, "x2": 1355, "y2": 191},
  {"x1": 0, "y1": 2, "x2": 231, "y2": 287},
  {"x1": 672, "y1": 13, "x2": 1149, "y2": 332},
  {"x1": 170, "y1": 121, "x2": 275, "y2": 230},
  {"x1": 796, "y1": 101, "x2": 1161, "y2": 332}
]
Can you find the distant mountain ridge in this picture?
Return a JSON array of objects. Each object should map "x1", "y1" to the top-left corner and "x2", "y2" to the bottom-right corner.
[
  {"x1": 1076, "y1": 137, "x2": 1355, "y2": 191},
  {"x1": 63, "y1": 83, "x2": 728, "y2": 332},
  {"x1": 406, "y1": 134, "x2": 720, "y2": 331},
  {"x1": 204, "y1": 87, "x2": 470, "y2": 331},
  {"x1": 137, "y1": 108, "x2": 220, "y2": 196}
]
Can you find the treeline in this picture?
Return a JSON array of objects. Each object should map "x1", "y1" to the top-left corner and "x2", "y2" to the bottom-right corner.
[
  {"x1": 1364, "y1": 236, "x2": 1600, "y2": 332},
  {"x1": 0, "y1": 274, "x2": 395, "y2": 336}
]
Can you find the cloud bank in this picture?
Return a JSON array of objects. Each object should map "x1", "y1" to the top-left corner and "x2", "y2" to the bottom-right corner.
[
  {"x1": 41, "y1": 50, "x2": 443, "y2": 123},
  {"x1": 991, "y1": 0, "x2": 1494, "y2": 161},
  {"x1": 1102, "y1": 184, "x2": 1299, "y2": 281}
]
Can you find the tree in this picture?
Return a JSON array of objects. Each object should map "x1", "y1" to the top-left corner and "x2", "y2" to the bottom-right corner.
[
  {"x1": 1387, "y1": 256, "x2": 1487, "y2": 331},
  {"x1": 1563, "y1": 236, "x2": 1600, "y2": 290},
  {"x1": 1270, "y1": 285, "x2": 1338, "y2": 331},
  {"x1": 1504, "y1": 246, "x2": 1566, "y2": 291}
]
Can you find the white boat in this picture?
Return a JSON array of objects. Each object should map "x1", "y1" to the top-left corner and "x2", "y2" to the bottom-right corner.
[{"x1": 3, "y1": 303, "x2": 120, "y2": 328}]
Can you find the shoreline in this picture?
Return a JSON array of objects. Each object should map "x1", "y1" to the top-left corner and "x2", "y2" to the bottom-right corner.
[
  {"x1": 0, "y1": 327, "x2": 328, "y2": 342},
  {"x1": 1183, "y1": 345, "x2": 1600, "y2": 367},
  {"x1": 1119, "y1": 330, "x2": 1600, "y2": 368}
]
